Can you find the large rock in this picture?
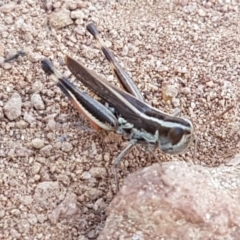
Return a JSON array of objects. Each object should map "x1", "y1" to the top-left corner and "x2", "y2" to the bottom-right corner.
[{"x1": 98, "y1": 162, "x2": 240, "y2": 240}]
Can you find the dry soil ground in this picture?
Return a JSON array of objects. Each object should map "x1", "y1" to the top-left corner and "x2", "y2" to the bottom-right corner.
[{"x1": 0, "y1": 0, "x2": 240, "y2": 239}]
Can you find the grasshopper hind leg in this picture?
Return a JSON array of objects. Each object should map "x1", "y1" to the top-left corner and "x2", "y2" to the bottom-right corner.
[{"x1": 86, "y1": 22, "x2": 143, "y2": 101}]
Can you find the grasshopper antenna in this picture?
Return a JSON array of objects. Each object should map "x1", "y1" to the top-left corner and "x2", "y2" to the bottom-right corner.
[{"x1": 4, "y1": 50, "x2": 26, "y2": 63}]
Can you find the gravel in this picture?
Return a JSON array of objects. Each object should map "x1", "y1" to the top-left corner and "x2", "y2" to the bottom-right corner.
[{"x1": 0, "y1": 0, "x2": 240, "y2": 239}]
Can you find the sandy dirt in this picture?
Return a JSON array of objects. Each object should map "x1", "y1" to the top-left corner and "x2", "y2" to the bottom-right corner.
[{"x1": 0, "y1": 0, "x2": 240, "y2": 239}]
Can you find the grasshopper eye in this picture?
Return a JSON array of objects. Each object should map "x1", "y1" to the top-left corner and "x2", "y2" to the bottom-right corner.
[{"x1": 168, "y1": 127, "x2": 184, "y2": 145}]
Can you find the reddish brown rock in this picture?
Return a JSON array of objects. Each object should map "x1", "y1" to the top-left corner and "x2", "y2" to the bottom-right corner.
[{"x1": 98, "y1": 162, "x2": 240, "y2": 240}]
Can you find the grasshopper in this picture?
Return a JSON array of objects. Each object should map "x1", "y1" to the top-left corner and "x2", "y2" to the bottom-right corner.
[{"x1": 41, "y1": 23, "x2": 194, "y2": 189}]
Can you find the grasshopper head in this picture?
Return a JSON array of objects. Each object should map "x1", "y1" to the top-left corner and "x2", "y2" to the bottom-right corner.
[{"x1": 158, "y1": 118, "x2": 194, "y2": 154}]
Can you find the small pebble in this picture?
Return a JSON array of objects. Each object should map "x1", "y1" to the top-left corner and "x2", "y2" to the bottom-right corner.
[
  {"x1": 0, "y1": 3, "x2": 16, "y2": 13},
  {"x1": 49, "y1": 9, "x2": 73, "y2": 30},
  {"x1": 31, "y1": 93, "x2": 45, "y2": 110},
  {"x1": 3, "y1": 93, "x2": 22, "y2": 120},
  {"x1": 28, "y1": 52, "x2": 42, "y2": 63},
  {"x1": 70, "y1": 9, "x2": 85, "y2": 19},
  {"x1": 61, "y1": 142, "x2": 73, "y2": 152},
  {"x1": 16, "y1": 120, "x2": 28, "y2": 129},
  {"x1": 24, "y1": 112, "x2": 35, "y2": 124},
  {"x1": 198, "y1": 8, "x2": 206, "y2": 17},
  {"x1": 32, "y1": 81, "x2": 44, "y2": 93},
  {"x1": 32, "y1": 138, "x2": 44, "y2": 149}
]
